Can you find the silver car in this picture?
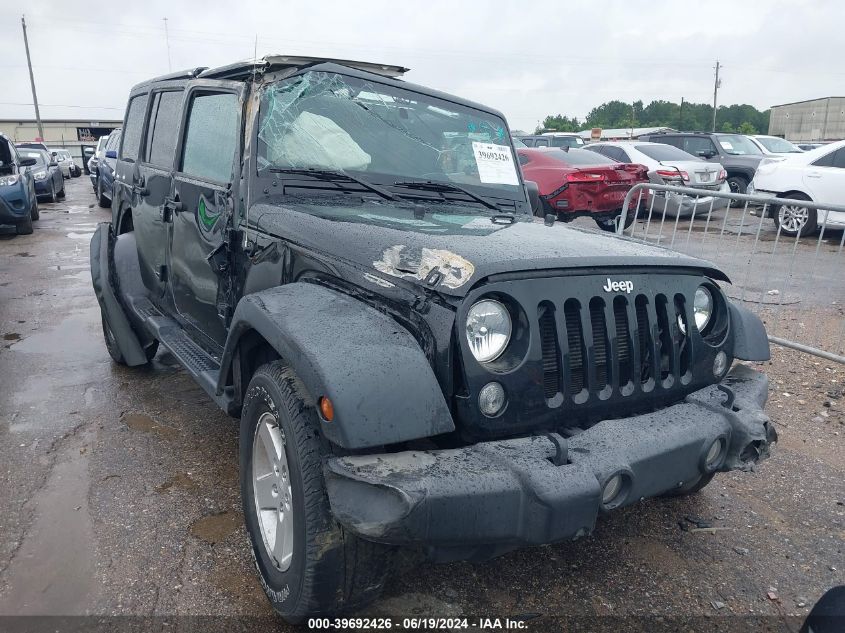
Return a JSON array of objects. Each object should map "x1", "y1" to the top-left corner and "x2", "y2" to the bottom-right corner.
[
  {"x1": 586, "y1": 141, "x2": 730, "y2": 218},
  {"x1": 49, "y1": 148, "x2": 75, "y2": 179}
]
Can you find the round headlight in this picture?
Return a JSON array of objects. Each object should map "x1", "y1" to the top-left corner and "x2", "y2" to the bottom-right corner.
[
  {"x1": 693, "y1": 286, "x2": 713, "y2": 331},
  {"x1": 466, "y1": 299, "x2": 512, "y2": 363}
]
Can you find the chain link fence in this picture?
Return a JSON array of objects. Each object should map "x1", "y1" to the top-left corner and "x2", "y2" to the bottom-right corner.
[{"x1": 618, "y1": 183, "x2": 845, "y2": 363}]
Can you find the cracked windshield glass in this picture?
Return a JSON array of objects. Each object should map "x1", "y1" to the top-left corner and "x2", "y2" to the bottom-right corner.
[{"x1": 256, "y1": 71, "x2": 522, "y2": 203}]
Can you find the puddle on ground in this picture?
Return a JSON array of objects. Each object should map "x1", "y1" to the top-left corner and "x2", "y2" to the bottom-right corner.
[
  {"x1": 190, "y1": 511, "x2": 240, "y2": 545},
  {"x1": 65, "y1": 206, "x2": 92, "y2": 215},
  {"x1": 155, "y1": 472, "x2": 198, "y2": 493},
  {"x1": 66, "y1": 232, "x2": 95, "y2": 240},
  {"x1": 15, "y1": 252, "x2": 33, "y2": 257},
  {"x1": 9, "y1": 311, "x2": 103, "y2": 362},
  {"x1": 122, "y1": 412, "x2": 180, "y2": 440},
  {"x1": 0, "y1": 430, "x2": 97, "y2": 614},
  {"x1": 3, "y1": 333, "x2": 20, "y2": 341}
]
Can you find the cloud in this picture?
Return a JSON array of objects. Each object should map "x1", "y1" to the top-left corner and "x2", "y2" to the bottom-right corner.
[{"x1": 1, "y1": 0, "x2": 843, "y2": 131}]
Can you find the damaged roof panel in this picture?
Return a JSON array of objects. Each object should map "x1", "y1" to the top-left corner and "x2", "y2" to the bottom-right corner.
[{"x1": 199, "y1": 55, "x2": 409, "y2": 81}]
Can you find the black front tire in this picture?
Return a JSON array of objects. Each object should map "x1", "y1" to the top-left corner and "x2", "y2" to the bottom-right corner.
[
  {"x1": 46, "y1": 183, "x2": 56, "y2": 203},
  {"x1": 773, "y1": 193, "x2": 817, "y2": 237},
  {"x1": 57, "y1": 181, "x2": 66, "y2": 199},
  {"x1": 16, "y1": 213, "x2": 33, "y2": 235},
  {"x1": 595, "y1": 211, "x2": 635, "y2": 233},
  {"x1": 30, "y1": 196, "x2": 39, "y2": 221},
  {"x1": 240, "y1": 361, "x2": 392, "y2": 623}
]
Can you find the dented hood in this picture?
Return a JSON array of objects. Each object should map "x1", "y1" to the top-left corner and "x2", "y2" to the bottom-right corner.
[{"x1": 248, "y1": 200, "x2": 729, "y2": 297}]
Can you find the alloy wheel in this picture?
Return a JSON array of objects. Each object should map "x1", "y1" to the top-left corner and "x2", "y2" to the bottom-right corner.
[
  {"x1": 778, "y1": 204, "x2": 808, "y2": 233},
  {"x1": 252, "y1": 411, "x2": 294, "y2": 572}
]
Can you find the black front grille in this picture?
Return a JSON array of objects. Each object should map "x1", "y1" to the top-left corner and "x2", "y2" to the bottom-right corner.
[{"x1": 539, "y1": 291, "x2": 691, "y2": 403}]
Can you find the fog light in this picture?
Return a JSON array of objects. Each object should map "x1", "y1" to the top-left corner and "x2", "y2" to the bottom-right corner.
[
  {"x1": 601, "y1": 474, "x2": 623, "y2": 506},
  {"x1": 705, "y1": 438, "x2": 725, "y2": 470},
  {"x1": 713, "y1": 351, "x2": 728, "y2": 377},
  {"x1": 478, "y1": 382, "x2": 506, "y2": 417}
]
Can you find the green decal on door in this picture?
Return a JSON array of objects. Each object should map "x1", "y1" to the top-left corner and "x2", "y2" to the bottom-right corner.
[{"x1": 198, "y1": 195, "x2": 221, "y2": 233}]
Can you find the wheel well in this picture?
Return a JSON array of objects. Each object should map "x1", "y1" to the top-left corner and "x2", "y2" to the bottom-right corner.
[
  {"x1": 725, "y1": 171, "x2": 752, "y2": 182},
  {"x1": 232, "y1": 330, "x2": 281, "y2": 408},
  {"x1": 116, "y1": 207, "x2": 134, "y2": 234}
]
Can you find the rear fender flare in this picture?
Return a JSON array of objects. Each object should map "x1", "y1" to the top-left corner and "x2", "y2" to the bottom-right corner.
[
  {"x1": 218, "y1": 283, "x2": 455, "y2": 449},
  {"x1": 90, "y1": 223, "x2": 148, "y2": 366}
]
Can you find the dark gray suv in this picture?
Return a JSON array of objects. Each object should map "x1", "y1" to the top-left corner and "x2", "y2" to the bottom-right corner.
[{"x1": 639, "y1": 132, "x2": 764, "y2": 195}]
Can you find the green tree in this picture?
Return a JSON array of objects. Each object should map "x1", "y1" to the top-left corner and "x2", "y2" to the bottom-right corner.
[
  {"x1": 738, "y1": 121, "x2": 757, "y2": 135},
  {"x1": 721, "y1": 122, "x2": 734, "y2": 133},
  {"x1": 538, "y1": 99, "x2": 769, "y2": 134}
]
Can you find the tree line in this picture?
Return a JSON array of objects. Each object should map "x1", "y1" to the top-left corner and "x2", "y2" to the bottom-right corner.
[{"x1": 537, "y1": 100, "x2": 770, "y2": 135}]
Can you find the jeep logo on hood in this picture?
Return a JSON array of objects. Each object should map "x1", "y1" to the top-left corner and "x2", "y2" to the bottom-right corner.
[{"x1": 603, "y1": 278, "x2": 633, "y2": 294}]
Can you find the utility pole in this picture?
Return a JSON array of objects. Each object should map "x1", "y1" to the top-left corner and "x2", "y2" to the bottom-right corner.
[
  {"x1": 679, "y1": 97, "x2": 684, "y2": 130},
  {"x1": 20, "y1": 15, "x2": 44, "y2": 141},
  {"x1": 712, "y1": 60, "x2": 721, "y2": 132},
  {"x1": 163, "y1": 17, "x2": 172, "y2": 72}
]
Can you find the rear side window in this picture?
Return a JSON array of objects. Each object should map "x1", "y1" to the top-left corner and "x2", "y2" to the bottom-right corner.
[
  {"x1": 121, "y1": 94, "x2": 149, "y2": 161},
  {"x1": 534, "y1": 138, "x2": 549, "y2": 147},
  {"x1": 682, "y1": 136, "x2": 717, "y2": 156},
  {"x1": 145, "y1": 91, "x2": 183, "y2": 168},
  {"x1": 813, "y1": 148, "x2": 845, "y2": 168},
  {"x1": 654, "y1": 136, "x2": 682, "y2": 149},
  {"x1": 180, "y1": 92, "x2": 239, "y2": 183},
  {"x1": 635, "y1": 144, "x2": 698, "y2": 161},
  {"x1": 521, "y1": 138, "x2": 534, "y2": 147}
]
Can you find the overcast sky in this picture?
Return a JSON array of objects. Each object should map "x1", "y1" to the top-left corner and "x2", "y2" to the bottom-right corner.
[{"x1": 1, "y1": 0, "x2": 843, "y2": 132}]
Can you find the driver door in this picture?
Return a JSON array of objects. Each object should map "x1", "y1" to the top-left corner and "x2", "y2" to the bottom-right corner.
[{"x1": 168, "y1": 82, "x2": 244, "y2": 351}]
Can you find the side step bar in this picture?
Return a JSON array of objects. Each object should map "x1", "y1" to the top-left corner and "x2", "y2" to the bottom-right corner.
[{"x1": 133, "y1": 298, "x2": 237, "y2": 414}]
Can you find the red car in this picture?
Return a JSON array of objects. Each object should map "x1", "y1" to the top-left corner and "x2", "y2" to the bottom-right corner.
[{"x1": 517, "y1": 147, "x2": 650, "y2": 231}]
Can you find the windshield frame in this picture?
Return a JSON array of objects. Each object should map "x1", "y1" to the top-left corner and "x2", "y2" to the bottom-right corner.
[{"x1": 249, "y1": 67, "x2": 529, "y2": 219}]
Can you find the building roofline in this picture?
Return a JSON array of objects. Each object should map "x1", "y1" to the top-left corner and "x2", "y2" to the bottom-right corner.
[{"x1": 770, "y1": 97, "x2": 845, "y2": 108}]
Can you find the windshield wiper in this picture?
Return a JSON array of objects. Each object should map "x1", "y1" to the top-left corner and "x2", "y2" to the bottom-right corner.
[
  {"x1": 269, "y1": 167, "x2": 398, "y2": 201},
  {"x1": 392, "y1": 180, "x2": 499, "y2": 210}
]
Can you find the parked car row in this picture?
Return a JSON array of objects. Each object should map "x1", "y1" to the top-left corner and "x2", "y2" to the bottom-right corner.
[
  {"x1": 88, "y1": 129, "x2": 122, "y2": 208},
  {"x1": 514, "y1": 129, "x2": 845, "y2": 239}
]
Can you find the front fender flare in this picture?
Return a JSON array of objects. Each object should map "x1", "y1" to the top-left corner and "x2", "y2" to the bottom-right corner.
[
  {"x1": 729, "y1": 302, "x2": 770, "y2": 362},
  {"x1": 218, "y1": 283, "x2": 455, "y2": 449}
]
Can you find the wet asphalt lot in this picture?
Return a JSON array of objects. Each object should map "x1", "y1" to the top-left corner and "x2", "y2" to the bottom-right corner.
[{"x1": 0, "y1": 175, "x2": 843, "y2": 631}]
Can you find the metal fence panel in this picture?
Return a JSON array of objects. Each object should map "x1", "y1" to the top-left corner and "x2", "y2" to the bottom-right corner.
[{"x1": 618, "y1": 183, "x2": 845, "y2": 363}]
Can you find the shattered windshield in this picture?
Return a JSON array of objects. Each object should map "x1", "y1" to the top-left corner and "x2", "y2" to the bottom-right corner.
[{"x1": 257, "y1": 71, "x2": 522, "y2": 197}]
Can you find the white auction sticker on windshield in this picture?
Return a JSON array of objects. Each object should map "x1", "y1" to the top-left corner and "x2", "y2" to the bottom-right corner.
[
  {"x1": 719, "y1": 141, "x2": 734, "y2": 150},
  {"x1": 472, "y1": 142, "x2": 519, "y2": 186}
]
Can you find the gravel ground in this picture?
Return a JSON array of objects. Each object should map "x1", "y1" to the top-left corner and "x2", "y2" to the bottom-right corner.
[{"x1": 0, "y1": 176, "x2": 842, "y2": 632}]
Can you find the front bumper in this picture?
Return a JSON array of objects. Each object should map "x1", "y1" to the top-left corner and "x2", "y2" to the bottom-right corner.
[
  {"x1": 325, "y1": 365, "x2": 775, "y2": 556},
  {"x1": 0, "y1": 188, "x2": 30, "y2": 225}
]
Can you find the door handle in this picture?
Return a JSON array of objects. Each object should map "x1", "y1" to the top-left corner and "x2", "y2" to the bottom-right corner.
[
  {"x1": 806, "y1": 172, "x2": 822, "y2": 179},
  {"x1": 164, "y1": 195, "x2": 184, "y2": 213}
]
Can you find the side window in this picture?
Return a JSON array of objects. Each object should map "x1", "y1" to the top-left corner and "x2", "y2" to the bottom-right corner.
[
  {"x1": 617, "y1": 149, "x2": 632, "y2": 162},
  {"x1": 683, "y1": 137, "x2": 717, "y2": 156},
  {"x1": 145, "y1": 91, "x2": 183, "y2": 168},
  {"x1": 605, "y1": 147, "x2": 625, "y2": 162},
  {"x1": 121, "y1": 94, "x2": 149, "y2": 161},
  {"x1": 813, "y1": 148, "x2": 845, "y2": 168},
  {"x1": 180, "y1": 92, "x2": 239, "y2": 184},
  {"x1": 534, "y1": 138, "x2": 549, "y2": 147},
  {"x1": 522, "y1": 138, "x2": 534, "y2": 147}
]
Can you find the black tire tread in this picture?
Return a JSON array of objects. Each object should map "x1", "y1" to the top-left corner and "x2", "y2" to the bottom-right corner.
[{"x1": 243, "y1": 361, "x2": 392, "y2": 621}]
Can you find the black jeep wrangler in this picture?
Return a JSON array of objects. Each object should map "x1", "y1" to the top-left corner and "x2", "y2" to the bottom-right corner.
[{"x1": 91, "y1": 56, "x2": 776, "y2": 622}]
